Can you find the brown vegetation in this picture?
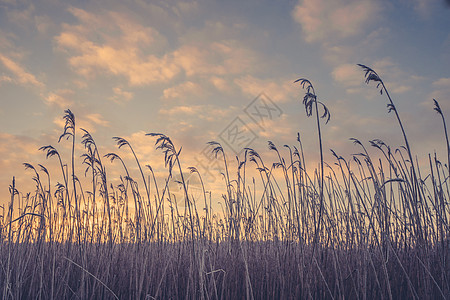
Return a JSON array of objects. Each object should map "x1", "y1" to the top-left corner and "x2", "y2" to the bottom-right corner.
[{"x1": 0, "y1": 65, "x2": 448, "y2": 299}]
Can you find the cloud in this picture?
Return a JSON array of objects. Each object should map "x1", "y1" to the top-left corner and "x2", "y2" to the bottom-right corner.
[
  {"x1": 1, "y1": 2, "x2": 54, "y2": 35},
  {"x1": 0, "y1": 132, "x2": 40, "y2": 158},
  {"x1": 163, "y1": 81, "x2": 203, "y2": 100},
  {"x1": 159, "y1": 105, "x2": 198, "y2": 116},
  {"x1": 0, "y1": 135, "x2": 30, "y2": 187},
  {"x1": 84, "y1": 113, "x2": 110, "y2": 127},
  {"x1": 0, "y1": 53, "x2": 44, "y2": 87},
  {"x1": 53, "y1": 111, "x2": 110, "y2": 133},
  {"x1": 412, "y1": 0, "x2": 432, "y2": 17},
  {"x1": 331, "y1": 63, "x2": 414, "y2": 95},
  {"x1": 171, "y1": 1, "x2": 199, "y2": 17},
  {"x1": 333, "y1": 59, "x2": 420, "y2": 96},
  {"x1": 234, "y1": 75, "x2": 297, "y2": 103},
  {"x1": 332, "y1": 64, "x2": 363, "y2": 88},
  {"x1": 209, "y1": 76, "x2": 230, "y2": 92},
  {"x1": 255, "y1": 115, "x2": 296, "y2": 140},
  {"x1": 34, "y1": 15, "x2": 53, "y2": 35},
  {"x1": 291, "y1": 1, "x2": 393, "y2": 98},
  {"x1": 429, "y1": 77, "x2": 450, "y2": 110},
  {"x1": 159, "y1": 104, "x2": 233, "y2": 122},
  {"x1": 60, "y1": 39, "x2": 179, "y2": 85},
  {"x1": 109, "y1": 87, "x2": 134, "y2": 104},
  {"x1": 0, "y1": 75, "x2": 12, "y2": 84},
  {"x1": 406, "y1": 0, "x2": 441, "y2": 18},
  {"x1": 0, "y1": 132, "x2": 48, "y2": 202},
  {"x1": 172, "y1": 40, "x2": 260, "y2": 77},
  {"x1": 3, "y1": 2, "x2": 35, "y2": 30},
  {"x1": 323, "y1": 27, "x2": 391, "y2": 65},
  {"x1": 112, "y1": 130, "x2": 164, "y2": 170},
  {"x1": 292, "y1": 0, "x2": 382, "y2": 43},
  {"x1": 0, "y1": 29, "x2": 16, "y2": 51},
  {"x1": 371, "y1": 58, "x2": 416, "y2": 94},
  {"x1": 44, "y1": 89, "x2": 74, "y2": 108},
  {"x1": 56, "y1": 7, "x2": 264, "y2": 91},
  {"x1": 433, "y1": 77, "x2": 450, "y2": 87},
  {"x1": 55, "y1": 7, "x2": 178, "y2": 86}
]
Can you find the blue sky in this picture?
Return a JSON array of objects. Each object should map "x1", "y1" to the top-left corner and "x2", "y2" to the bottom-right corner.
[{"x1": 0, "y1": 0, "x2": 449, "y2": 203}]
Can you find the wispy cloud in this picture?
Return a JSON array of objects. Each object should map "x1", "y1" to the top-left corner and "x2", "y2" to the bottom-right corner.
[
  {"x1": 0, "y1": 133, "x2": 45, "y2": 195},
  {"x1": 371, "y1": 58, "x2": 417, "y2": 94},
  {"x1": 112, "y1": 130, "x2": 164, "y2": 171},
  {"x1": 159, "y1": 105, "x2": 199, "y2": 116},
  {"x1": 109, "y1": 87, "x2": 134, "y2": 104},
  {"x1": 331, "y1": 64, "x2": 362, "y2": 90},
  {"x1": 209, "y1": 76, "x2": 230, "y2": 92},
  {"x1": 159, "y1": 104, "x2": 232, "y2": 122},
  {"x1": 0, "y1": 75, "x2": 12, "y2": 84},
  {"x1": 0, "y1": 53, "x2": 44, "y2": 87},
  {"x1": 163, "y1": 81, "x2": 203, "y2": 100},
  {"x1": 56, "y1": 7, "x2": 263, "y2": 89},
  {"x1": 333, "y1": 58, "x2": 421, "y2": 97},
  {"x1": 84, "y1": 113, "x2": 110, "y2": 127},
  {"x1": 234, "y1": 75, "x2": 297, "y2": 103},
  {"x1": 3, "y1": 2, "x2": 35, "y2": 30},
  {"x1": 0, "y1": 132, "x2": 40, "y2": 158},
  {"x1": 44, "y1": 89, "x2": 74, "y2": 108},
  {"x1": 292, "y1": 0, "x2": 390, "y2": 97},
  {"x1": 56, "y1": 7, "x2": 177, "y2": 85},
  {"x1": 292, "y1": 0, "x2": 381, "y2": 44},
  {"x1": 173, "y1": 40, "x2": 260, "y2": 77},
  {"x1": 53, "y1": 111, "x2": 110, "y2": 133},
  {"x1": 0, "y1": 0, "x2": 448, "y2": 205},
  {"x1": 408, "y1": 0, "x2": 443, "y2": 18},
  {"x1": 429, "y1": 77, "x2": 450, "y2": 110},
  {"x1": 432, "y1": 77, "x2": 450, "y2": 87}
]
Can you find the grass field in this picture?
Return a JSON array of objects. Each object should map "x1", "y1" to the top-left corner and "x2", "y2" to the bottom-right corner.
[{"x1": 1, "y1": 65, "x2": 449, "y2": 299}]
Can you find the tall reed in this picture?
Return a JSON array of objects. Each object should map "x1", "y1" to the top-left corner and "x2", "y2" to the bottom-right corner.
[{"x1": 0, "y1": 67, "x2": 448, "y2": 299}]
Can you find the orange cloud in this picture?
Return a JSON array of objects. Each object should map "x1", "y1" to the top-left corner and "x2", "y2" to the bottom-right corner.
[
  {"x1": 172, "y1": 40, "x2": 259, "y2": 77},
  {"x1": 0, "y1": 53, "x2": 44, "y2": 87},
  {"x1": 159, "y1": 104, "x2": 233, "y2": 122},
  {"x1": 44, "y1": 89, "x2": 74, "y2": 108},
  {"x1": 109, "y1": 87, "x2": 134, "y2": 104},
  {"x1": 163, "y1": 81, "x2": 203, "y2": 100},
  {"x1": 56, "y1": 8, "x2": 178, "y2": 86},
  {"x1": 53, "y1": 112, "x2": 110, "y2": 134},
  {"x1": 209, "y1": 76, "x2": 229, "y2": 92},
  {"x1": 332, "y1": 64, "x2": 361, "y2": 87}
]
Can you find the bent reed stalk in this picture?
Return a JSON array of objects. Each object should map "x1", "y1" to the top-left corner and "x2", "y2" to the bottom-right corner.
[{"x1": 0, "y1": 65, "x2": 448, "y2": 299}]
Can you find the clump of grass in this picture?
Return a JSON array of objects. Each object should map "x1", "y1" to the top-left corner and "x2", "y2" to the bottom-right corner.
[{"x1": 0, "y1": 65, "x2": 448, "y2": 299}]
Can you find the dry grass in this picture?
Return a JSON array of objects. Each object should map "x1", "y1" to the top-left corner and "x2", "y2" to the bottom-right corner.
[{"x1": 0, "y1": 65, "x2": 449, "y2": 299}]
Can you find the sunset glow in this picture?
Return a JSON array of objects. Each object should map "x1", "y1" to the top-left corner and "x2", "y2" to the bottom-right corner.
[
  {"x1": 0, "y1": 1, "x2": 449, "y2": 298},
  {"x1": 1, "y1": 1, "x2": 449, "y2": 201}
]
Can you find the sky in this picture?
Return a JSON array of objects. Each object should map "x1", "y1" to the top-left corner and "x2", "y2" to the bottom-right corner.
[{"x1": 1, "y1": 0, "x2": 450, "y2": 205}]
